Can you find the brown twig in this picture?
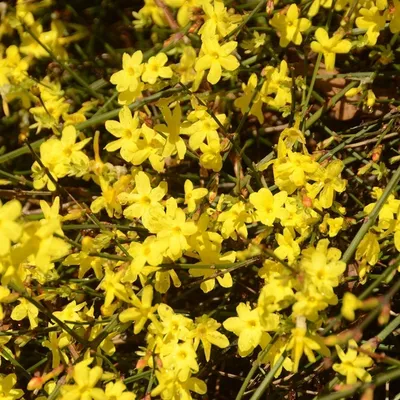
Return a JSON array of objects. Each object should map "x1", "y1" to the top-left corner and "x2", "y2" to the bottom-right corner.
[
  {"x1": 344, "y1": 131, "x2": 399, "y2": 148},
  {"x1": 154, "y1": 0, "x2": 179, "y2": 30}
]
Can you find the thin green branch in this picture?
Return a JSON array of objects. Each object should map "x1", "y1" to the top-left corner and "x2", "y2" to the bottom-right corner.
[
  {"x1": 341, "y1": 165, "x2": 400, "y2": 264},
  {"x1": 224, "y1": 0, "x2": 267, "y2": 41},
  {"x1": 315, "y1": 367, "x2": 400, "y2": 400},
  {"x1": 249, "y1": 354, "x2": 286, "y2": 400},
  {"x1": 21, "y1": 21, "x2": 103, "y2": 100}
]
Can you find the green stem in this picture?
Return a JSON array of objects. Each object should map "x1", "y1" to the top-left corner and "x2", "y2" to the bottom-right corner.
[
  {"x1": 88, "y1": 314, "x2": 119, "y2": 350},
  {"x1": 0, "y1": 169, "x2": 33, "y2": 187},
  {"x1": 249, "y1": 354, "x2": 285, "y2": 400},
  {"x1": 377, "y1": 314, "x2": 400, "y2": 341},
  {"x1": 305, "y1": 80, "x2": 359, "y2": 131},
  {"x1": 11, "y1": 284, "x2": 87, "y2": 346},
  {"x1": 21, "y1": 22, "x2": 102, "y2": 100},
  {"x1": 0, "y1": 87, "x2": 184, "y2": 165},
  {"x1": 1, "y1": 347, "x2": 30, "y2": 379},
  {"x1": 302, "y1": 53, "x2": 322, "y2": 125},
  {"x1": 315, "y1": 367, "x2": 400, "y2": 400},
  {"x1": 236, "y1": 335, "x2": 278, "y2": 400},
  {"x1": 161, "y1": 258, "x2": 259, "y2": 270},
  {"x1": 62, "y1": 223, "x2": 148, "y2": 233},
  {"x1": 341, "y1": 165, "x2": 400, "y2": 264},
  {"x1": 224, "y1": 0, "x2": 267, "y2": 41},
  {"x1": 123, "y1": 370, "x2": 152, "y2": 384}
]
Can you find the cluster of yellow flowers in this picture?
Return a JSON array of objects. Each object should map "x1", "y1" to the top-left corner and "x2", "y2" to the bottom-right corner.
[{"x1": 1, "y1": 0, "x2": 400, "y2": 399}]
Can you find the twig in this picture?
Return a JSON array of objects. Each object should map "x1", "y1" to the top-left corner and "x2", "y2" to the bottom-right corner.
[{"x1": 344, "y1": 131, "x2": 399, "y2": 148}]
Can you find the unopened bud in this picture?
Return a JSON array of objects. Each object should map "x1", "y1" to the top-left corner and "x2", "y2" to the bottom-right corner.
[
  {"x1": 371, "y1": 145, "x2": 383, "y2": 162},
  {"x1": 378, "y1": 304, "x2": 390, "y2": 325},
  {"x1": 360, "y1": 387, "x2": 374, "y2": 400},
  {"x1": 266, "y1": 0, "x2": 275, "y2": 14},
  {"x1": 302, "y1": 196, "x2": 313, "y2": 208},
  {"x1": 136, "y1": 357, "x2": 148, "y2": 369},
  {"x1": 27, "y1": 377, "x2": 43, "y2": 391}
]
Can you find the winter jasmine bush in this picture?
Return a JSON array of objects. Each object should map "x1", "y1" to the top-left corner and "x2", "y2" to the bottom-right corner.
[{"x1": 1, "y1": 0, "x2": 400, "y2": 399}]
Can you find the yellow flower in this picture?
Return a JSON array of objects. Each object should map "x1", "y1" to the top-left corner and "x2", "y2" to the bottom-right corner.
[
  {"x1": 333, "y1": 340, "x2": 373, "y2": 384},
  {"x1": 118, "y1": 171, "x2": 167, "y2": 221},
  {"x1": 184, "y1": 179, "x2": 208, "y2": 212},
  {"x1": 60, "y1": 358, "x2": 105, "y2": 400},
  {"x1": 223, "y1": 302, "x2": 271, "y2": 357},
  {"x1": 0, "y1": 199, "x2": 22, "y2": 256},
  {"x1": 390, "y1": 0, "x2": 400, "y2": 33},
  {"x1": 43, "y1": 332, "x2": 70, "y2": 368},
  {"x1": 366, "y1": 89, "x2": 376, "y2": 107},
  {"x1": 274, "y1": 227, "x2": 300, "y2": 265},
  {"x1": 186, "y1": 107, "x2": 226, "y2": 151},
  {"x1": 133, "y1": 0, "x2": 167, "y2": 28},
  {"x1": 124, "y1": 236, "x2": 167, "y2": 283},
  {"x1": 142, "y1": 53, "x2": 173, "y2": 84},
  {"x1": 199, "y1": 134, "x2": 223, "y2": 172},
  {"x1": 286, "y1": 326, "x2": 330, "y2": 373},
  {"x1": 0, "y1": 374, "x2": 24, "y2": 400},
  {"x1": 151, "y1": 369, "x2": 207, "y2": 399},
  {"x1": 356, "y1": 231, "x2": 380, "y2": 266},
  {"x1": 300, "y1": 239, "x2": 346, "y2": 296},
  {"x1": 104, "y1": 381, "x2": 136, "y2": 400},
  {"x1": 101, "y1": 267, "x2": 132, "y2": 308},
  {"x1": 341, "y1": 293, "x2": 364, "y2": 321},
  {"x1": 249, "y1": 188, "x2": 288, "y2": 226},
  {"x1": 157, "y1": 303, "x2": 193, "y2": 342},
  {"x1": 270, "y1": 4, "x2": 311, "y2": 47},
  {"x1": 119, "y1": 285, "x2": 158, "y2": 334},
  {"x1": 110, "y1": 51, "x2": 143, "y2": 92},
  {"x1": 155, "y1": 103, "x2": 187, "y2": 160},
  {"x1": 189, "y1": 246, "x2": 235, "y2": 293},
  {"x1": 160, "y1": 341, "x2": 199, "y2": 382},
  {"x1": 10, "y1": 298, "x2": 39, "y2": 329},
  {"x1": 310, "y1": 28, "x2": 352, "y2": 71},
  {"x1": 356, "y1": 7, "x2": 387, "y2": 46},
  {"x1": 64, "y1": 236, "x2": 104, "y2": 280},
  {"x1": 105, "y1": 106, "x2": 141, "y2": 162},
  {"x1": 90, "y1": 175, "x2": 132, "y2": 218},
  {"x1": 261, "y1": 60, "x2": 293, "y2": 109},
  {"x1": 308, "y1": 0, "x2": 333, "y2": 17},
  {"x1": 273, "y1": 150, "x2": 319, "y2": 194},
  {"x1": 144, "y1": 197, "x2": 197, "y2": 260},
  {"x1": 53, "y1": 301, "x2": 86, "y2": 327},
  {"x1": 306, "y1": 160, "x2": 347, "y2": 209},
  {"x1": 293, "y1": 289, "x2": 332, "y2": 322},
  {"x1": 199, "y1": 0, "x2": 241, "y2": 38},
  {"x1": 59, "y1": 125, "x2": 91, "y2": 177},
  {"x1": 234, "y1": 73, "x2": 264, "y2": 123},
  {"x1": 188, "y1": 314, "x2": 229, "y2": 362},
  {"x1": 176, "y1": 46, "x2": 197, "y2": 85},
  {"x1": 218, "y1": 201, "x2": 252, "y2": 240},
  {"x1": 195, "y1": 37, "x2": 239, "y2": 85}
]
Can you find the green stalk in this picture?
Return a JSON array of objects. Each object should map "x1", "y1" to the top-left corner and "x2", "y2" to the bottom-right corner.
[
  {"x1": 305, "y1": 80, "x2": 359, "y2": 130},
  {"x1": 249, "y1": 354, "x2": 285, "y2": 400},
  {"x1": 161, "y1": 258, "x2": 259, "y2": 270},
  {"x1": 341, "y1": 165, "x2": 400, "y2": 264},
  {"x1": 11, "y1": 284, "x2": 87, "y2": 346},
  {"x1": 124, "y1": 370, "x2": 152, "y2": 384},
  {"x1": 236, "y1": 334, "x2": 279, "y2": 400},
  {"x1": 224, "y1": 0, "x2": 267, "y2": 41},
  {"x1": 21, "y1": 21, "x2": 103, "y2": 100},
  {"x1": 377, "y1": 314, "x2": 400, "y2": 341},
  {"x1": 0, "y1": 169, "x2": 33, "y2": 187},
  {"x1": 315, "y1": 367, "x2": 400, "y2": 400},
  {"x1": 1, "y1": 347, "x2": 30, "y2": 379},
  {"x1": 0, "y1": 86, "x2": 184, "y2": 165},
  {"x1": 302, "y1": 53, "x2": 322, "y2": 125}
]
